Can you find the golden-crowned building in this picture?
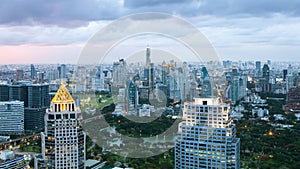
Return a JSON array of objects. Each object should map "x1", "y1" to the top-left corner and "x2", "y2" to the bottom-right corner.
[{"x1": 35, "y1": 84, "x2": 86, "y2": 169}]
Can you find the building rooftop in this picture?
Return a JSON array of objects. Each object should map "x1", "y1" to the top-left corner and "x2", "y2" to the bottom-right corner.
[
  {"x1": 84, "y1": 159, "x2": 101, "y2": 167},
  {"x1": 191, "y1": 98, "x2": 221, "y2": 105},
  {"x1": 51, "y1": 83, "x2": 74, "y2": 103}
]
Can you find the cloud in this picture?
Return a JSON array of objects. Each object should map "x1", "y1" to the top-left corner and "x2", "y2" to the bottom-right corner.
[
  {"x1": 0, "y1": 21, "x2": 110, "y2": 45},
  {"x1": 123, "y1": 0, "x2": 300, "y2": 17},
  {"x1": 124, "y1": 0, "x2": 188, "y2": 8},
  {"x1": 0, "y1": 0, "x2": 300, "y2": 62},
  {"x1": 1, "y1": 0, "x2": 300, "y2": 27},
  {"x1": 0, "y1": 0, "x2": 123, "y2": 27}
]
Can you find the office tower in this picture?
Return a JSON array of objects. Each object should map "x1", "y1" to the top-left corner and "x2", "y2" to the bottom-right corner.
[
  {"x1": 127, "y1": 80, "x2": 138, "y2": 114},
  {"x1": 46, "y1": 69, "x2": 59, "y2": 82},
  {"x1": 0, "y1": 101, "x2": 24, "y2": 135},
  {"x1": 262, "y1": 64, "x2": 270, "y2": 82},
  {"x1": 7, "y1": 83, "x2": 49, "y2": 132},
  {"x1": 57, "y1": 65, "x2": 62, "y2": 79},
  {"x1": 283, "y1": 69, "x2": 288, "y2": 81},
  {"x1": 283, "y1": 86, "x2": 300, "y2": 113},
  {"x1": 74, "y1": 66, "x2": 87, "y2": 92},
  {"x1": 161, "y1": 60, "x2": 169, "y2": 85},
  {"x1": 93, "y1": 66, "x2": 106, "y2": 92},
  {"x1": 16, "y1": 70, "x2": 24, "y2": 81},
  {"x1": 149, "y1": 63, "x2": 154, "y2": 90},
  {"x1": 225, "y1": 67, "x2": 247, "y2": 103},
  {"x1": 255, "y1": 61, "x2": 261, "y2": 76},
  {"x1": 144, "y1": 47, "x2": 154, "y2": 89},
  {"x1": 31, "y1": 64, "x2": 36, "y2": 80},
  {"x1": 201, "y1": 66, "x2": 209, "y2": 79},
  {"x1": 0, "y1": 84, "x2": 9, "y2": 101},
  {"x1": 37, "y1": 72, "x2": 45, "y2": 83},
  {"x1": 201, "y1": 66, "x2": 212, "y2": 98},
  {"x1": 288, "y1": 64, "x2": 293, "y2": 74},
  {"x1": 175, "y1": 98, "x2": 240, "y2": 169},
  {"x1": 25, "y1": 84, "x2": 50, "y2": 132},
  {"x1": 146, "y1": 47, "x2": 151, "y2": 67},
  {"x1": 201, "y1": 77, "x2": 212, "y2": 97},
  {"x1": 61, "y1": 64, "x2": 67, "y2": 79},
  {"x1": 112, "y1": 59, "x2": 127, "y2": 87},
  {"x1": 39, "y1": 83, "x2": 86, "y2": 168},
  {"x1": 223, "y1": 60, "x2": 232, "y2": 69}
]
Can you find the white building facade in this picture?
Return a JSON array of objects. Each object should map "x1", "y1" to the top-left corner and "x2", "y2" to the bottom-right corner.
[
  {"x1": 175, "y1": 98, "x2": 240, "y2": 169},
  {"x1": 0, "y1": 101, "x2": 24, "y2": 135},
  {"x1": 39, "y1": 84, "x2": 86, "y2": 169}
]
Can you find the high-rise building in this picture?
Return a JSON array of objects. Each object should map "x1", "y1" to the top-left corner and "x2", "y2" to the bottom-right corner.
[
  {"x1": 149, "y1": 63, "x2": 155, "y2": 90},
  {"x1": 16, "y1": 70, "x2": 24, "y2": 81},
  {"x1": 93, "y1": 66, "x2": 106, "y2": 92},
  {"x1": 4, "y1": 83, "x2": 50, "y2": 132},
  {"x1": 57, "y1": 65, "x2": 62, "y2": 79},
  {"x1": 61, "y1": 64, "x2": 67, "y2": 79},
  {"x1": 283, "y1": 86, "x2": 300, "y2": 113},
  {"x1": 201, "y1": 66, "x2": 212, "y2": 98},
  {"x1": 262, "y1": 64, "x2": 270, "y2": 82},
  {"x1": 225, "y1": 67, "x2": 247, "y2": 103},
  {"x1": 144, "y1": 47, "x2": 154, "y2": 89},
  {"x1": 127, "y1": 80, "x2": 138, "y2": 114},
  {"x1": 37, "y1": 72, "x2": 45, "y2": 83},
  {"x1": 0, "y1": 84, "x2": 9, "y2": 101},
  {"x1": 255, "y1": 61, "x2": 261, "y2": 77},
  {"x1": 0, "y1": 101, "x2": 24, "y2": 135},
  {"x1": 25, "y1": 84, "x2": 50, "y2": 132},
  {"x1": 39, "y1": 84, "x2": 86, "y2": 168},
  {"x1": 283, "y1": 69, "x2": 288, "y2": 81},
  {"x1": 175, "y1": 98, "x2": 240, "y2": 169},
  {"x1": 31, "y1": 64, "x2": 36, "y2": 80},
  {"x1": 161, "y1": 61, "x2": 168, "y2": 85},
  {"x1": 146, "y1": 47, "x2": 151, "y2": 67},
  {"x1": 112, "y1": 59, "x2": 127, "y2": 87}
]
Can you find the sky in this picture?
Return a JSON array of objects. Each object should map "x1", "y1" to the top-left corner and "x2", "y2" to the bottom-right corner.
[{"x1": 0, "y1": 0, "x2": 300, "y2": 64}]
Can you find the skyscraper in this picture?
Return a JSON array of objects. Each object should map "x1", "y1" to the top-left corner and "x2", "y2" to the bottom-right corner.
[
  {"x1": 31, "y1": 64, "x2": 36, "y2": 80},
  {"x1": 16, "y1": 70, "x2": 24, "y2": 81},
  {"x1": 225, "y1": 67, "x2": 247, "y2": 103},
  {"x1": 262, "y1": 64, "x2": 270, "y2": 82},
  {"x1": 283, "y1": 69, "x2": 288, "y2": 81},
  {"x1": 0, "y1": 84, "x2": 9, "y2": 101},
  {"x1": 112, "y1": 59, "x2": 127, "y2": 87},
  {"x1": 0, "y1": 101, "x2": 24, "y2": 135},
  {"x1": 127, "y1": 80, "x2": 138, "y2": 114},
  {"x1": 39, "y1": 83, "x2": 86, "y2": 168},
  {"x1": 255, "y1": 61, "x2": 261, "y2": 76},
  {"x1": 5, "y1": 83, "x2": 50, "y2": 132},
  {"x1": 93, "y1": 66, "x2": 106, "y2": 92},
  {"x1": 146, "y1": 47, "x2": 151, "y2": 68},
  {"x1": 61, "y1": 64, "x2": 67, "y2": 79},
  {"x1": 25, "y1": 84, "x2": 50, "y2": 132},
  {"x1": 175, "y1": 98, "x2": 240, "y2": 169}
]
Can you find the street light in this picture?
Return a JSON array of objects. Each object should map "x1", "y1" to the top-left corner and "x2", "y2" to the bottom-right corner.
[{"x1": 268, "y1": 131, "x2": 273, "y2": 136}]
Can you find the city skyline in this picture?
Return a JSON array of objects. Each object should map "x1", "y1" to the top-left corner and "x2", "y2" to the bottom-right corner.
[
  {"x1": 1, "y1": 1, "x2": 300, "y2": 169},
  {"x1": 1, "y1": 1, "x2": 300, "y2": 64}
]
